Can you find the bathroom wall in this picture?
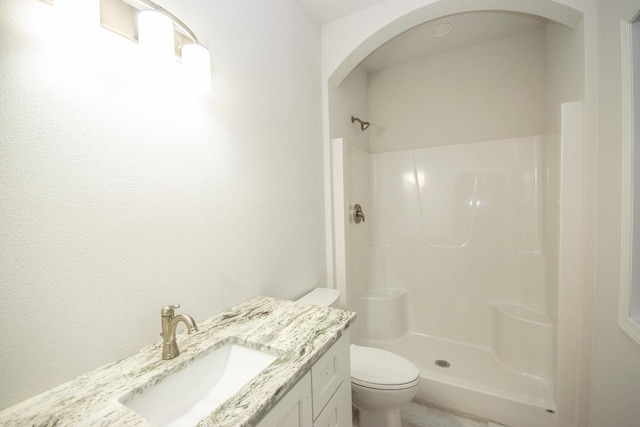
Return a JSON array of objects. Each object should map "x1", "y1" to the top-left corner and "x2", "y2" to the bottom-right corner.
[
  {"x1": 545, "y1": 21, "x2": 585, "y2": 134},
  {"x1": 329, "y1": 66, "x2": 369, "y2": 151},
  {"x1": 0, "y1": 0, "x2": 323, "y2": 410},
  {"x1": 588, "y1": 0, "x2": 640, "y2": 425},
  {"x1": 346, "y1": 146, "x2": 371, "y2": 344},
  {"x1": 368, "y1": 28, "x2": 547, "y2": 152},
  {"x1": 329, "y1": 66, "x2": 370, "y2": 342},
  {"x1": 542, "y1": 24, "x2": 584, "y2": 325},
  {"x1": 542, "y1": 18, "x2": 586, "y2": 418}
]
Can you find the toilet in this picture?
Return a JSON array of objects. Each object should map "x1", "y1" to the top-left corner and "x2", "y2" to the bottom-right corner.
[{"x1": 296, "y1": 288, "x2": 420, "y2": 427}]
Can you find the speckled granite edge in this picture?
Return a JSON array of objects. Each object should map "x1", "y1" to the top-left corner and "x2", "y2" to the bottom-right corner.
[{"x1": 0, "y1": 296, "x2": 356, "y2": 427}]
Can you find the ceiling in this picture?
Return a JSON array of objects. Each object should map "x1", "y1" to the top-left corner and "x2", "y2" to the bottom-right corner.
[
  {"x1": 293, "y1": 1, "x2": 549, "y2": 74},
  {"x1": 295, "y1": 0, "x2": 388, "y2": 25},
  {"x1": 360, "y1": 11, "x2": 548, "y2": 72}
]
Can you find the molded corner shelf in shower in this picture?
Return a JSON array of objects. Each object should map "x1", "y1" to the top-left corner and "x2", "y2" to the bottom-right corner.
[
  {"x1": 491, "y1": 303, "x2": 554, "y2": 379},
  {"x1": 361, "y1": 288, "x2": 409, "y2": 341}
]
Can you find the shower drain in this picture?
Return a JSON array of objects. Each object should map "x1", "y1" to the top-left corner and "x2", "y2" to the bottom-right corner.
[{"x1": 435, "y1": 359, "x2": 451, "y2": 368}]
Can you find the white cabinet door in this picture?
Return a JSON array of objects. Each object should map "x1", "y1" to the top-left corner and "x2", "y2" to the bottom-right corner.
[{"x1": 256, "y1": 373, "x2": 312, "y2": 427}]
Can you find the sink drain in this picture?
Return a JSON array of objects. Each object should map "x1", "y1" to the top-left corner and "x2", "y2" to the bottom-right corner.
[{"x1": 435, "y1": 359, "x2": 451, "y2": 368}]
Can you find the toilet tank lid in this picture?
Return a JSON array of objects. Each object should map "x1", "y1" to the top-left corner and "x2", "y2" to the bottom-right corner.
[
  {"x1": 350, "y1": 344, "x2": 420, "y2": 386},
  {"x1": 296, "y1": 288, "x2": 340, "y2": 307}
]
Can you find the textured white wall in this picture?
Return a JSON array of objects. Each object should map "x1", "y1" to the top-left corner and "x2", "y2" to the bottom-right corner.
[
  {"x1": 0, "y1": 0, "x2": 323, "y2": 410},
  {"x1": 367, "y1": 29, "x2": 547, "y2": 152},
  {"x1": 588, "y1": 0, "x2": 640, "y2": 426}
]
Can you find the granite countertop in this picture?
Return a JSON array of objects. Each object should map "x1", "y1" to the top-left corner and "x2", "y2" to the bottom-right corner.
[{"x1": 0, "y1": 296, "x2": 356, "y2": 427}]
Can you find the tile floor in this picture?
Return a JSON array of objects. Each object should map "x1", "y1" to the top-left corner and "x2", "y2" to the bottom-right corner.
[{"x1": 353, "y1": 400, "x2": 508, "y2": 427}]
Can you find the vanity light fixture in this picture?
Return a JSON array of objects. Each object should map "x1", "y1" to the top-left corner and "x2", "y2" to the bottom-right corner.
[
  {"x1": 107, "y1": 0, "x2": 212, "y2": 92},
  {"x1": 42, "y1": 0, "x2": 212, "y2": 92},
  {"x1": 182, "y1": 43, "x2": 212, "y2": 92},
  {"x1": 137, "y1": 9, "x2": 175, "y2": 66}
]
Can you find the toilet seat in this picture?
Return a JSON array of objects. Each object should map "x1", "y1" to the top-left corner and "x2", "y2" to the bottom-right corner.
[{"x1": 350, "y1": 344, "x2": 420, "y2": 390}]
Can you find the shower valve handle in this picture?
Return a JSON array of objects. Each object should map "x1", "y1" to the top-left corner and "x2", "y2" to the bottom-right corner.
[{"x1": 353, "y1": 204, "x2": 365, "y2": 224}]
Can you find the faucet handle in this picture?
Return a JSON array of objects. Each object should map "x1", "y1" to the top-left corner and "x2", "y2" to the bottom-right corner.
[{"x1": 161, "y1": 304, "x2": 181, "y2": 317}]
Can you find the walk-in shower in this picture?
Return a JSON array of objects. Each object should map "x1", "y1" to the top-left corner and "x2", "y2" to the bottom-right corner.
[{"x1": 329, "y1": 9, "x2": 585, "y2": 427}]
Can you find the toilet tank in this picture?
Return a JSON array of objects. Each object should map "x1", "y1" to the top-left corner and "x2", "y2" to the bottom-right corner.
[{"x1": 296, "y1": 288, "x2": 340, "y2": 308}]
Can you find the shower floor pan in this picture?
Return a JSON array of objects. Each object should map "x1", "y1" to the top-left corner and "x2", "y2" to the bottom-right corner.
[{"x1": 361, "y1": 332, "x2": 557, "y2": 427}]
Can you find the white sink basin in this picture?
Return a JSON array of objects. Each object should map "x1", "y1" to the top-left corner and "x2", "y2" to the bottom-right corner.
[{"x1": 122, "y1": 342, "x2": 278, "y2": 427}]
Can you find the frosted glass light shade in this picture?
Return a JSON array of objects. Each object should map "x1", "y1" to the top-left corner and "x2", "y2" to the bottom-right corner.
[
  {"x1": 52, "y1": 0, "x2": 100, "y2": 33},
  {"x1": 182, "y1": 44, "x2": 211, "y2": 92},
  {"x1": 137, "y1": 10, "x2": 175, "y2": 65},
  {"x1": 51, "y1": 0, "x2": 75, "y2": 10}
]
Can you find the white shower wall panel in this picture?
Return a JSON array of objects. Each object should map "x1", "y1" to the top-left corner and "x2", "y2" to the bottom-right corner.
[
  {"x1": 370, "y1": 136, "x2": 547, "y2": 347},
  {"x1": 347, "y1": 145, "x2": 371, "y2": 344},
  {"x1": 542, "y1": 133, "x2": 561, "y2": 326}
]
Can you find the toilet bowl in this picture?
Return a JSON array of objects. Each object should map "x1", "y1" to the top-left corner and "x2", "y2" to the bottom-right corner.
[
  {"x1": 350, "y1": 344, "x2": 419, "y2": 427},
  {"x1": 296, "y1": 288, "x2": 420, "y2": 427}
]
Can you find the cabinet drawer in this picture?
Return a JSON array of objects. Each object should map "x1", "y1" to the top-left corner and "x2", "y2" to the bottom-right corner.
[
  {"x1": 313, "y1": 381, "x2": 351, "y2": 427},
  {"x1": 256, "y1": 372, "x2": 312, "y2": 427},
  {"x1": 311, "y1": 333, "x2": 350, "y2": 420}
]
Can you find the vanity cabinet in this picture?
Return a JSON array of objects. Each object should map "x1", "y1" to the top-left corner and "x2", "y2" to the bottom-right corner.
[
  {"x1": 256, "y1": 332, "x2": 351, "y2": 427},
  {"x1": 255, "y1": 373, "x2": 312, "y2": 427}
]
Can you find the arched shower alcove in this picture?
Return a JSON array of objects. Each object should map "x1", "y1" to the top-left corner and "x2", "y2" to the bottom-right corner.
[{"x1": 324, "y1": 1, "x2": 586, "y2": 427}]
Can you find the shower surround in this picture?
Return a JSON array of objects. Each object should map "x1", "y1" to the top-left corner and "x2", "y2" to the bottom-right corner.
[
  {"x1": 336, "y1": 129, "x2": 566, "y2": 427},
  {"x1": 366, "y1": 135, "x2": 555, "y2": 349},
  {"x1": 328, "y1": 11, "x2": 585, "y2": 426}
]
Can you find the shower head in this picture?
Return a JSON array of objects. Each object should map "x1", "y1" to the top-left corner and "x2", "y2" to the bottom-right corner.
[{"x1": 351, "y1": 116, "x2": 370, "y2": 131}]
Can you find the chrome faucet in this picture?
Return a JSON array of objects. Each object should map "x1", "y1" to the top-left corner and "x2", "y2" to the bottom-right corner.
[{"x1": 161, "y1": 304, "x2": 198, "y2": 360}]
